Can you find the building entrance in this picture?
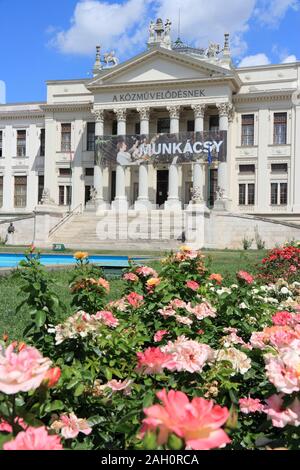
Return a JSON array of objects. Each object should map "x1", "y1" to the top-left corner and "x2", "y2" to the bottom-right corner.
[{"x1": 156, "y1": 170, "x2": 169, "y2": 207}]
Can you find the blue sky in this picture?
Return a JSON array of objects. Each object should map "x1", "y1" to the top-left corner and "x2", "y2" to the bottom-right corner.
[{"x1": 0, "y1": 0, "x2": 299, "y2": 104}]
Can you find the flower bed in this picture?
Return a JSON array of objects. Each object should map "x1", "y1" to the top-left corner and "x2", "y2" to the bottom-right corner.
[{"x1": 0, "y1": 246, "x2": 300, "y2": 450}]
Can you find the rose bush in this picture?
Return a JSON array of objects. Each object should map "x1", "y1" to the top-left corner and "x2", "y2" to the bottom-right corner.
[{"x1": 0, "y1": 244, "x2": 300, "y2": 450}]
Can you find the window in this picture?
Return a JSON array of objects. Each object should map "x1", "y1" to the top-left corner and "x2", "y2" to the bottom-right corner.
[
  {"x1": 17, "y1": 130, "x2": 26, "y2": 157},
  {"x1": 274, "y1": 113, "x2": 287, "y2": 145},
  {"x1": 239, "y1": 164, "x2": 255, "y2": 174},
  {"x1": 157, "y1": 118, "x2": 170, "y2": 134},
  {"x1": 187, "y1": 120, "x2": 195, "y2": 132},
  {"x1": 239, "y1": 184, "x2": 246, "y2": 205},
  {"x1": 248, "y1": 183, "x2": 255, "y2": 205},
  {"x1": 209, "y1": 116, "x2": 219, "y2": 131},
  {"x1": 85, "y1": 168, "x2": 94, "y2": 177},
  {"x1": 239, "y1": 183, "x2": 255, "y2": 205},
  {"x1": 61, "y1": 123, "x2": 71, "y2": 152},
  {"x1": 59, "y1": 185, "x2": 72, "y2": 206},
  {"x1": 0, "y1": 131, "x2": 3, "y2": 157},
  {"x1": 87, "y1": 122, "x2": 95, "y2": 151},
  {"x1": 14, "y1": 176, "x2": 27, "y2": 208},
  {"x1": 38, "y1": 175, "x2": 44, "y2": 203},
  {"x1": 135, "y1": 122, "x2": 141, "y2": 135},
  {"x1": 271, "y1": 182, "x2": 288, "y2": 205},
  {"x1": 59, "y1": 186, "x2": 65, "y2": 206},
  {"x1": 112, "y1": 120, "x2": 117, "y2": 135},
  {"x1": 59, "y1": 168, "x2": 72, "y2": 176},
  {"x1": 241, "y1": 114, "x2": 254, "y2": 146},
  {"x1": 280, "y1": 183, "x2": 288, "y2": 205},
  {"x1": 271, "y1": 163, "x2": 288, "y2": 173},
  {"x1": 0, "y1": 176, "x2": 3, "y2": 207},
  {"x1": 40, "y1": 129, "x2": 45, "y2": 156}
]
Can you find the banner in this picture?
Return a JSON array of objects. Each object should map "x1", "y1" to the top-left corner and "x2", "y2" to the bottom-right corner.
[{"x1": 95, "y1": 131, "x2": 227, "y2": 166}]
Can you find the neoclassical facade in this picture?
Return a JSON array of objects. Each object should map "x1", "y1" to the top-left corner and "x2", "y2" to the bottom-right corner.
[{"x1": 0, "y1": 19, "x2": 300, "y2": 248}]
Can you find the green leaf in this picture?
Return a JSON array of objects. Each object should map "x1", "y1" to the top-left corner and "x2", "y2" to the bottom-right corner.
[
  {"x1": 168, "y1": 434, "x2": 183, "y2": 450},
  {"x1": 0, "y1": 433, "x2": 13, "y2": 449},
  {"x1": 87, "y1": 415, "x2": 106, "y2": 427},
  {"x1": 143, "y1": 432, "x2": 157, "y2": 450},
  {"x1": 104, "y1": 367, "x2": 112, "y2": 381},
  {"x1": 74, "y1": 383, "x2": 85, "y2": 397},
  {"x1": 35, "y1": 310, "x2": 46, "y2": 328}
]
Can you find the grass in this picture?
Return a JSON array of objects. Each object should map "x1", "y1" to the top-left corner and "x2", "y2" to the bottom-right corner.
[{"x1": 0, "y1": 249, "x2": 267, "y2": 340}]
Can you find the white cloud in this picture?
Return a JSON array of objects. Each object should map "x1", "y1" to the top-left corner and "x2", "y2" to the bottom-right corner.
[
  {"x1": 238, "y1": 53, "x2": 271, "y2": 67},
  {"x1": 0, "y1": 81, "x2": 6, "y2": 104},
  {"x1": 254, "y1": 0, "x2": 299, "y2": 26},
  {"x1": 282, "y1": 54, "x2": 297, "y2": 63},
  {"x1": 49, "y1": 0, "x2": 298, "y2": 62},
  {"x1": 50, "y1": 0, "x2": 256, "y2": 57},
  {"x1": 155, "y1": 0, "x2": 255, "y2": 56},
  {"x1": 50, "y1": 0, "x2": 150, "y2": 55}
]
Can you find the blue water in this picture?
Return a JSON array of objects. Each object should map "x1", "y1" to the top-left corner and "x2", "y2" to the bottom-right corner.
[{"x1": 0, "y1": 254, "x2": 135, "y2": 269}]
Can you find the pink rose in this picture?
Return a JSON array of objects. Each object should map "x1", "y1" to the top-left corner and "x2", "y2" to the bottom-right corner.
[
  {"x1": 51, "y1": 412, "x2": 92, "y2": 439},
  {"x1": 102, "y1": 379, "x2": 133, "y2": 395},
  {"x1": 43, "y1": 367, "x2": 61, "y2": 388},
  {"x1": 0, "y1": 417, "x2": 27, "y2": 433},
  {"x1": 141, "y1": 389, "x2": 231, "y2": 450},
  {"x1": 162, "y1": 336, "x2": 214, "y2": 373},
  {"x1": 154, "y1": 330, "x2": 169, "y2": 342},
  {"x1": 186, "y1": 280, "x2": 200, "y2": 291},
  {"x1": 239, "y1": 397, "x2": 264, "y2": 414},
  {"x1": 123, "y1": 272, "x2": 139, "y2": 282},
  {"x1": 94, "y1": 310, "x2": 119, "y2": 328},
  {"x1": 98, "y1": 278, "x2": 110, "y2": 292},
  {"x1": 136, "y1": 347, "x2": 177, "y2": 374},
  {"x1": 136, "y1": 266, "x2": 158, "y2": 278},
  {"x1": 264, "y1": 395, "x2": 300, "y2": 428},
  {"x1": 0, "y1": 344, "x2": 52, "y2": 395},
  {"x1": 272, "y1": 311, "x2": 294, "y2": 326},
  {"x1": 126, "y1": 292, "x2": 144, "y2": 309},
  {"x1": 4, "y1": 427, "x2": 63, "y2": 450},
  {"x1": 237, "y1": 271, "x2": 254, "y2": 284}
]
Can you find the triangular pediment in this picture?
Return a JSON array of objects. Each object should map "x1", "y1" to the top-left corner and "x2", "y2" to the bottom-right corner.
[{"x1": 87, "y1": 47, "x2": 237, "y2": 89}]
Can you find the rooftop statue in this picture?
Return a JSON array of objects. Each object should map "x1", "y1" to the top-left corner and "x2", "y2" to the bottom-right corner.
[
  {"x1": 103, "y1": 51, "x2": 119, "y2": 67},
  {"x1": 147, "y1": 18, "x2": 172, "y2": 50},
  {"x1": 206, "y1": 42, "x2": 221, "y2": 58}
]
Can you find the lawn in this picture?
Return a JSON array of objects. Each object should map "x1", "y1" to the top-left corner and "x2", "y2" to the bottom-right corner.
[{"x1": 0, "y1": 249, "x2": 266, "y2": 340}]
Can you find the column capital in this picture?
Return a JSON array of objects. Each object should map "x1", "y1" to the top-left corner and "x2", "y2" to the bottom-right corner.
[
  {"x1": 92, "y1": 108, "x2": 105, "y2": 122},
  {"x1": 136, "y1": 106, "x2": 151, "y2": 121},
  {"x1": 113, "y1": 108, "x2": 127, "y2": 122},
  {"x1": 191, "y1": 103, "x2": 206, "y2": 118},
  {"x1": 216, "y1": 102, "x2": 234, "y2": 120},
  {"x1": 167, "y1": 105, "x2": 181, "y2": 119}
]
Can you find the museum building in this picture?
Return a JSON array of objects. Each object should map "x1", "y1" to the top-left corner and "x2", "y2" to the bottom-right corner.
[{"x1": 0, "y1": 18, "x2": 300, "y2": 248}]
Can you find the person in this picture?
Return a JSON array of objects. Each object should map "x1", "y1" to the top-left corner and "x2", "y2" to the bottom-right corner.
[
  {"x1": 6, "y1": 222, "x2": 15, "y2": 245},
  {"x1": 116, "y1": 140, "x2": 145, "y2": 166}
]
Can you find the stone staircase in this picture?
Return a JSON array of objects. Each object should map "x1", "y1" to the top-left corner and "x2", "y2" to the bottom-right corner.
[{"x1": 49, "y1": 210, "x2": 186, "y2": 251}]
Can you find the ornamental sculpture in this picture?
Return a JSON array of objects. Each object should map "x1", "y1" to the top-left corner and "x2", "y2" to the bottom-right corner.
[
  {"x1": 147, "y1": 18, "x2": 172, "y2": 50},
  {"x1": 191, "y1": 186, "x2": 204, "y2": 204},
  {"x1": 93, "y1": 46, "x2": 120, "y2": 74}
]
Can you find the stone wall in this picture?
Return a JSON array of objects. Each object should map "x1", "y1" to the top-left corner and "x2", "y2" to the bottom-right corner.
[{"x1": 205, "y1": 212, "x2": 300, "y2": 249}]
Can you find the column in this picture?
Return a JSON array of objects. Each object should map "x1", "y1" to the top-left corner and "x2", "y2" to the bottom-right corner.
[
  {"x1": 92, "y1": 109, "x2": 108, "y2": 212},
  {"x1": 165, "y1": 105, "x2": 181, "y2": 210},
  {"x1": 112, "y1": 108, "x2": 128, "y2": 211},
  {"x1": 190, "y1": 104, "x2": 206, "y2": 206},
  {"x1": 43, "y1": 116, "x2": 57, "y2": 206},
  {"x1": 135, "y1": 107, "x2": 152, "y2": 210},
  {"x1": 215, "y1": 102, "x2": 233, "y2": 210}
]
